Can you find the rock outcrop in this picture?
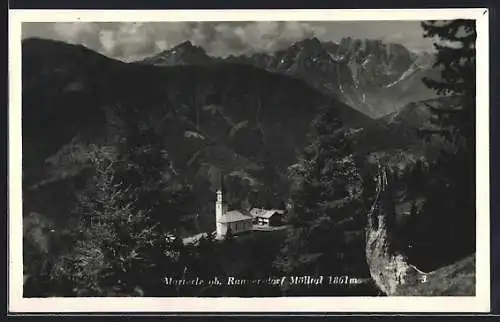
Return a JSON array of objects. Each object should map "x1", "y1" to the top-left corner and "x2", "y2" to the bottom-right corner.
[{"x1": 365, "y1": 166, "x2": 475, "y2": 296}]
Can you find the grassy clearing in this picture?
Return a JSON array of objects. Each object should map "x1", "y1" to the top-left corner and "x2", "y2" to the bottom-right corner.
[{"x1": 403, "y1": 254, "x2": 475, "y2": 296}]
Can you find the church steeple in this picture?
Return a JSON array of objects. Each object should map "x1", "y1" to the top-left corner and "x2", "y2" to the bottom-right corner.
[
  {"x1": 215, "y1": 170, "x2": 224, "y2": 239},
  {"x1": 215, "y1": 171, "x2": 230, "y2": 240},
  {"x1": 216, "y1": 189, "x2": 223, "y2": 209},
  {"x1": 215, "y1": 188, "x2": 225, "y2": 239}
]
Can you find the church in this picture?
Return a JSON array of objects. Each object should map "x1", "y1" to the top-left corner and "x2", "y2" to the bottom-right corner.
[{"x1": 215, "y1": 188, "x2": 253, "y2": 240}]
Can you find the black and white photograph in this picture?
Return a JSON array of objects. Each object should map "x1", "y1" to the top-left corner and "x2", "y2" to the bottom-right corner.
[{"x1": 9, "y1": 9, "x2": 490, "y2": 312}]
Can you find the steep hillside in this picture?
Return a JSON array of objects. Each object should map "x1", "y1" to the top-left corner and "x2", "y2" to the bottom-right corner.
[
  {"x1": 383, "y1": 96, "x2": 460, "y2": 128},
  {"x1": 22, "y1": 38, "x2": 370, "y2": 233},
  {"x1": 137, "y1": 37, "x2": 444, "y2": 167},
  {"x1": 140, "y1": 37, "x2": 440, "y2": 118},
  {"x1": 226, "y1": 37, "x2": 440, "y2": 118}
]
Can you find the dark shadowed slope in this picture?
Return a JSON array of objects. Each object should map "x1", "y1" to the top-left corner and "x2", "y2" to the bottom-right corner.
[
  {"x1": 22, "y1": 38, "x2": 371, "y2": 233},
  {"x1": 140, "y1": 37, "x2": 439, "y2": 118}
]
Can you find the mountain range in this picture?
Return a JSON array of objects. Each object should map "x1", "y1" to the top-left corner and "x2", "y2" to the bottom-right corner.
[
  {"x1": 21, "y1": 36, "x2": 444, "y2": 240},
  {"x1": 138, "y1": 37, "x2": 440, "y2": 119},
  {"x1": 22, "y1": 38, "x2": 369, "y2": 232}
]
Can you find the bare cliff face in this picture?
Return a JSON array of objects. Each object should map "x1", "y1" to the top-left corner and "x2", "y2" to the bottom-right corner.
[
  {"x1": 365, "y1": 168, "x2": 413, "y2": 295},
  {"x1": 139, "y1": 37, "x2": 439, "y2": 119},
  {"x1": 365, "y1": 167, "x2": 476, "y2": 296}
]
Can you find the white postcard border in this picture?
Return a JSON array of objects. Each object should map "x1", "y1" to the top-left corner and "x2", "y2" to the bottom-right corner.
[{"x1": 8, "y1": 8, "x2": 490, "y2": 313}]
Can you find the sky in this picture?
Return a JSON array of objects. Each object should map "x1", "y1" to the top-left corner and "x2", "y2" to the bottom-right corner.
[{"x1": 22, "y1": 21, "x2": 436, "y2": 61}]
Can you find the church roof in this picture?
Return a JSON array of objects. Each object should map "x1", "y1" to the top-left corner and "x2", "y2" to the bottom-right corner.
[
  {"x1": 250, "y1": 208, "x2": 285, "y2": 219},
  {"x1": 217, "y1": 210, "x2": 252, "y2": 223}
]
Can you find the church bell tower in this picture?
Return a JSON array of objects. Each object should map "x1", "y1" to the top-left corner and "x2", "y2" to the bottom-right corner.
[
  {"x1": 215, "y1": 172, "x2": 229, "y2": 240},
  {"x1": 216, "y1": 189, "x2": 223, "y2": 221},
  {"x1": 215, "y1": 189, "x2": 226, "y2": 240}
]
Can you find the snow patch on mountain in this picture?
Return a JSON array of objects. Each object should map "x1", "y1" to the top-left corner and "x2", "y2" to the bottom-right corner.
[{"x1": 384, "y1": 61, "x2": 420, "y2": 88}]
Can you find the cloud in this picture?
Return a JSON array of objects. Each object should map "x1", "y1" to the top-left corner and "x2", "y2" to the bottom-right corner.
[
  {"x1": 98, "y1": 30, "x2": 116, "y2": 53},
  {"x1": 218, "y1": 21, "x2": 318, "y2": 55},
  {"x1": 51, "y1": 22, "x2": 100, "y2": 46},
  {"x1": 22, "y1": 21, "x2": 435, "y2": 60}
]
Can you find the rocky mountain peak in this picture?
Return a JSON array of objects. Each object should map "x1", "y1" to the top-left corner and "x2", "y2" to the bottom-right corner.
[
  {"x1": 173, "y1": 40, "x2": 202, "y2": 52},
  {"x1": 274, "y1": 36, "x2": 337, "y2": 70},
  {"x1": 293, "y1": 36, "x2": 322, "y2": 48},
  {"x1": 176, "y1": 40, "x2": 194, "y2": 47},
  {"x1": 136, "y1": 35, "x2": 437, "y2": 119},
  {"x1": 336, "y1": 37, "x2": 412, "y2": 65},
  {"x1": 286, "y1": 37, "x2": 326, "y2": 56},
  {"x1": 139, "y1": 40, "x2": 210, "y2": 66}
]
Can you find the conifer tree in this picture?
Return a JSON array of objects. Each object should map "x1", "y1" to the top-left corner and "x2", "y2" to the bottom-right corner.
[
  {"x1": 421, "y1": 19, "x2": 476, "y2": 149},
  {"x1": 51, "y1": 106, "x2": 194, "y2": 296},
  {"x1": 274, "y1": 106, "x2": 362, "y2": 281},
  {"x1": 413, "y1": 20, "x2": 477, "y2": 267}
]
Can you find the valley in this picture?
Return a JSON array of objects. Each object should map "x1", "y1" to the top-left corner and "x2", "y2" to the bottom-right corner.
[{"x1": 20, "y1": 23, "x2": 475, "y2": 298}]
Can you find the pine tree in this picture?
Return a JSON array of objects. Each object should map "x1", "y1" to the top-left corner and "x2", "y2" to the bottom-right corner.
[
  {"x1": 51, "y1": 106, "x2": 195, "y2": 296},
  {"x1": 421, "y1": 19, "x2": 476, "y2": 150},
  {"x1": 413, "y1": 20, "x2": 477, "y2": 268},
  {"x1": 274, "y1": 107, "x2": 362, "y2": 282},
  {"x1": 51, "y1": 145, "x2": 185, "y2": 296}
]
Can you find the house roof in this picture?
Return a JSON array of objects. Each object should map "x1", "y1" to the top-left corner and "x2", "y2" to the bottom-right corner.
[
  {"x1": 217, "y1": 210, "x2": 252, "y2": 223},
  {"x1": 250, "y1": 208, "x2": 285, "y2": 219}
]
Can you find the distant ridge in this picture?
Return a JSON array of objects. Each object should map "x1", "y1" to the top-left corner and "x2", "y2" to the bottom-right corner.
[{"x1": 138, "y1": 36, "x2": 439, "y2": 119}]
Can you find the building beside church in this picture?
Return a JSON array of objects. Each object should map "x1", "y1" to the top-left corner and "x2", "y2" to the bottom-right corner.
[
  {"x1": 250, "y1": 208, "x2": 285, "y2": 227},
  {"x1": 215, "y1": 189, "x2": 253, "y2": 240}
]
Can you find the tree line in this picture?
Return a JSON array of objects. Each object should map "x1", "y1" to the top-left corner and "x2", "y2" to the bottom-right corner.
[{"x1": 23, "y1": 19, "x2": 476, "y2": 296}]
